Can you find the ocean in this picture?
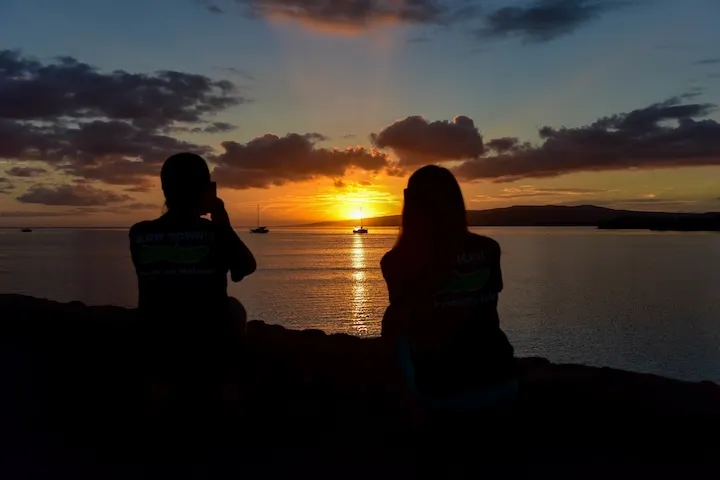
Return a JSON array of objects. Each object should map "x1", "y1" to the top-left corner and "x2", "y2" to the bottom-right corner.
[{"x1": 1, "y1": 226, "x2": 719, "y2": 383}]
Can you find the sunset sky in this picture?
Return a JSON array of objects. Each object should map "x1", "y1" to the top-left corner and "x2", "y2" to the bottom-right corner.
[{"x1": 1, "y1": 0, "x2": 719, "y2": 226}]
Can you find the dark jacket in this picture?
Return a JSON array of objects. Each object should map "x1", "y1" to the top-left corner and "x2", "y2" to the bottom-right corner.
[
  {"x1": 129, "y1": 212, "x2": 255, "y2": 321},
  {"x1": 381, "y1": 232, "x2": 515, "y2": 396}
]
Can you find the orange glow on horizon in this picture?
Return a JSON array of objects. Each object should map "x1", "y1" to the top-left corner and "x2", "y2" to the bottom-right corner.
[
  {"x1": 328, "y1": 185, "x2": 391, "y2": 221},
  {"x1": 335, "y1": 203, "x2": 376, "y2": 222},
  {"x1": 4, "y1": 163, "x2": 716, "y2": 229}
]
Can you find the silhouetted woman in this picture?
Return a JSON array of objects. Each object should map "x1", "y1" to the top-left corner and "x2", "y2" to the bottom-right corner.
[
  {"x1": 381, "y1": 165, "x2": 516, "y2": 414},
  {"x1": 129, "y1": 153, "x2": 256, "y2": 405}
]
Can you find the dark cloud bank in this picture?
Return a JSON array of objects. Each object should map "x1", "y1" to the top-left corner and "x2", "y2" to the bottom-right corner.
[
  {"x1": 0, "y1": 49, "x2": 391, "y2": 206},
  {"x1": 206, "y1": 0, "x2": 633, "y2": 44},
  {"x1": 2, "y1": 43, "x2": 720, "y2": 209},
  {"x1": 0, "y1": 0, "x2": 658, "y2": 211},
  {"x1": 212, "y1": 133, "x2": 389, "y2": 189},
  {"x1": 372, "y1": 95, "x2": 720, "y2": 183},
  {"x1": 17, "y1": 184, "x2": 132, "y2": 207},
  {"x1": 477, "y1": 0, "x2": 635, "y2": 43},
  {"x1": 0, "y1": 177, "x2": 14, "y2": 194}
]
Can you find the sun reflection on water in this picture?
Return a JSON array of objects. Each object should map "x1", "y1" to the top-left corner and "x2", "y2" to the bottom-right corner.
[{"x1": 351, "y1": 234, "x2": 369, "y2": 335}]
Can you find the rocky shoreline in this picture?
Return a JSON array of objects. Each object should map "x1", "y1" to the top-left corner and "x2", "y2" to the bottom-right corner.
[{"x1": 1, "y1": 294, "x2": 719, "y2": 478}]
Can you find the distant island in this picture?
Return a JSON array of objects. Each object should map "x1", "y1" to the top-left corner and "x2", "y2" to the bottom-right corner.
[{"x1": 303, "y1": 205, "x2": 720, "y2": 232}]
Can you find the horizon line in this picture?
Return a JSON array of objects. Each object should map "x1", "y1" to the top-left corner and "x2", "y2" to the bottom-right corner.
[{"x1": 2, "y1": 204, "x2": 718, "y2": 230}]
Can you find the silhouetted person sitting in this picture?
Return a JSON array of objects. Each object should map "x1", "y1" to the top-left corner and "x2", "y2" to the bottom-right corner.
[
  {"x1": 381, "y1": 165, "x2": 517, "y2": 414},
  {"x1": 129, "y1": 152, "x2": 256, "y2": 412}
]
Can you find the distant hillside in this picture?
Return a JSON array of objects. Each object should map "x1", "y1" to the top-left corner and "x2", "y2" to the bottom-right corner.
[
  {"x1": 597, "y1": 212, "x2": 720, "y2": 231},
  {"x1": 303, "y1": 205, "x2": 705, "y2": 228}
]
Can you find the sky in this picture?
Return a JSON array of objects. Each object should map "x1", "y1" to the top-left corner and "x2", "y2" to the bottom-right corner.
[{"x1": 0, "y1": 0, "x2": 719, "y2": 227}]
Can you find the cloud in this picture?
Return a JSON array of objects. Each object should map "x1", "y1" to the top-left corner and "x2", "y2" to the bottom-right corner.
[
  {"x1": 0, "y1": 50, "x2": 244, "y2": 128},
  {"x1": 680, "y1": 86, "x2": 704, "y2": 100},
  {"x1": 0, "y1": 49, "x2": 248, "y2": 188},
  {"x1": 195, "y1": 0, "x2": 225, "y2": 14},
  {"x1": 0, "y1": 50, "x2": 400, "y2": 192},
  {"x1": 120, "y1": 202, "x2": 158, "y2": 211},
  {"x1": 16, "y1": 184, "x2": 133, "y2": 206},
  {"x1": 0, "y1": 177, "x2": 14, "y2": 194},
  {"x1": 0, "y1": 119, "x2": 210, "y2": 187},
  {"x1": 175, "y1": 121, "x2": 238, "y2": 134},
  {"x1": 212, "y1": 132, "x2": 391, "y2": 188},
  {"x1": 408, "y1": 35, "x2": 433, "y2": 44},
  {"x1": 210, "y1": 0, "x2": 456, "y2": 34},
  {"x1": 213, "y1": 66, "x2": 256, "y2": 82},
  {"x1": 124, "y1": 185, "x2": 152, "y2": 193},
  {"x1": 0, "y1": 210, "x2": 78, "y2": 218},
  {"x1": 694, "y1": 58, "x2": 720, "y2": 66},
  {"x1": 0, "y1": 201, "x2": 158, "y2": 223},
  {"x1": 471, "y1": 185, "x2": 605, "y2": 202},
  {"x1": 485, "y1": 137, "x2": 532, "y2": 153},
  {"x1": 199, "y1": 122, "x2": 238, "y2": 133},
  {"x1": 202, "y1": 0, "x2": 636, "y2": 42},
  {"x1": 333, "y1": 178, "x2": 373, "y2": 189},
  {"x1": 371, "y1": 115, "x2": 484, "y2": 167},
  {"x1": 248, "y1": 0, "x2": 447, "y2": 27},
  {"x1": 453, "y1": 95, "x2": 720, "y2": 183},
  {"x1": 5, "y1": 166, "x2": 46, "y2": 177},
  {"x1": 477, "y1": 0, "x2": 633, "y2": 43}
]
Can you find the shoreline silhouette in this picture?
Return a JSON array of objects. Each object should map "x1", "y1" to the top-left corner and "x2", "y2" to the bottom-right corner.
[
  {"x1": 1, "y1": 294, "x2": 719, "y2": 478},
  {"x1": 4, "y1": 205, "x2": 720, "y2": 231},
  {"x1": 302, "y1": 205, "x2": 720, "y2": 231}
]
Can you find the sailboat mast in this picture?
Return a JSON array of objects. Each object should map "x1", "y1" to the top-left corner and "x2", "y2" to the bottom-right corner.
[
  {"x1": 257, "y1": 204, "x2": 260, "y2": 227},
  {"x1": 360, "y1": 207, "x2": 363, "y2": 228}
]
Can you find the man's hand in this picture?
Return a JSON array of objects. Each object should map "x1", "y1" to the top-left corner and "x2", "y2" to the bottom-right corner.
[{"x1": 209, "y1": 198, "x2": 231, "y2": 226}]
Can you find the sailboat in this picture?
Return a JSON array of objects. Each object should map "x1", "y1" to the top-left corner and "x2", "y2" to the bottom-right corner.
[
  {"x1": 250, "y1": 205, "x2": 269, "y2": 234},
  {"x1": 353, "y1": 207, "x2": 368, "y2": 234}
]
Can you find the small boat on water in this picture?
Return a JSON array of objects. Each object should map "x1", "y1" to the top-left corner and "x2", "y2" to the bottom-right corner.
[
  {"x1": 250, "y1": 205, "x2": 269, "y2": 234},
  {"x1": 353, "y1": 208, "x2": 368, "y2": 234},
  {"x1": 20, "y1": 228, "x2": 32, "y2": 233}
]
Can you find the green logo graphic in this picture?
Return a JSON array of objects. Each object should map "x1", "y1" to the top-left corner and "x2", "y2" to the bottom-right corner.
[
  {"x1": 137, "y1": 245, "x2": 210, "y2": 264},
  {"x1": 435, "y1": 268, "x2": 491, "y2": 295}
]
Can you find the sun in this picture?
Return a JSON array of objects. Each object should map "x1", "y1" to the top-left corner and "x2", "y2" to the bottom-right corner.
[
  {"x1": 351, "y1": 208, "x2": 364, "y2": 220},
  {"x1": 336, "y1": 204, "x2": 374, "y2": 221},
  {"x1": 349, "y1": 206, "x2": 371, "y2": 221},
  {"x1": 330, "y1": 185, "x2": 387, "y2": 221}
]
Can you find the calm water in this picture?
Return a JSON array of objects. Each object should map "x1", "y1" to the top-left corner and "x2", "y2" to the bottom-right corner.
[{"x1": 1, "y1": 226, "x2": 719, "y2": 383}]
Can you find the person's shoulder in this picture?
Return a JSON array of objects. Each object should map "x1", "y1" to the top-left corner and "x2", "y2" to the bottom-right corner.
[
  {"x1": 381, "y1": 247, "x2": 400, "y2": 263},
  {"x1": 160, "y1": 214, "x2": 213, "y2": 232},
  {"x1": 197, "y1": 217, "x2": 217, "y2": 228},
  {"x1": 380, "y1": 248, "x2": 400, "y2": 271},
  {"x1": 467, "y1": 232, "x2": 501, "y2": 254},
  {"x1": 129, "y1": 220, "x2": 155, "y2": 238},
  {"x1": 205, "y1": 218, "x2": 233, "y2": 236}
]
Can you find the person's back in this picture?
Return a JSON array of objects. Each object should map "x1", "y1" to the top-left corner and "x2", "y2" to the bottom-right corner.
[
  {"x1": 128, "y1": 152, "x2": 256, "y2": 389},
  {"x1": 130, "y1": 213, "x2": 235, "y2": 319},
  {"x1": 380, "y1": 165, "x2": 515, "y2": 406},
  {"x1": 382, "y1": 232, "x2": 514, "y2": 399}
]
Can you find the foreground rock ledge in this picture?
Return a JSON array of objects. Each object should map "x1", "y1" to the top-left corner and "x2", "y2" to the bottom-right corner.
[{"x1": 1, "y1": 294, "x2": 719, "y2": 477}]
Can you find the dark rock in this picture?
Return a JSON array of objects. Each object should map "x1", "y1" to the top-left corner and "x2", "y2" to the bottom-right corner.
[{"x1": 1, "y1": 294, "x2": 719, "y2": 478}]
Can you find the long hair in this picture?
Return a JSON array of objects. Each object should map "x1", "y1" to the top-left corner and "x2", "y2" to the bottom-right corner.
[
  {"x1": 394, "y1": 165, "x2": 468, "y2": 254},
  {"x1": 160, "y1": 152, "x2": 211, "y2": 213}
]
